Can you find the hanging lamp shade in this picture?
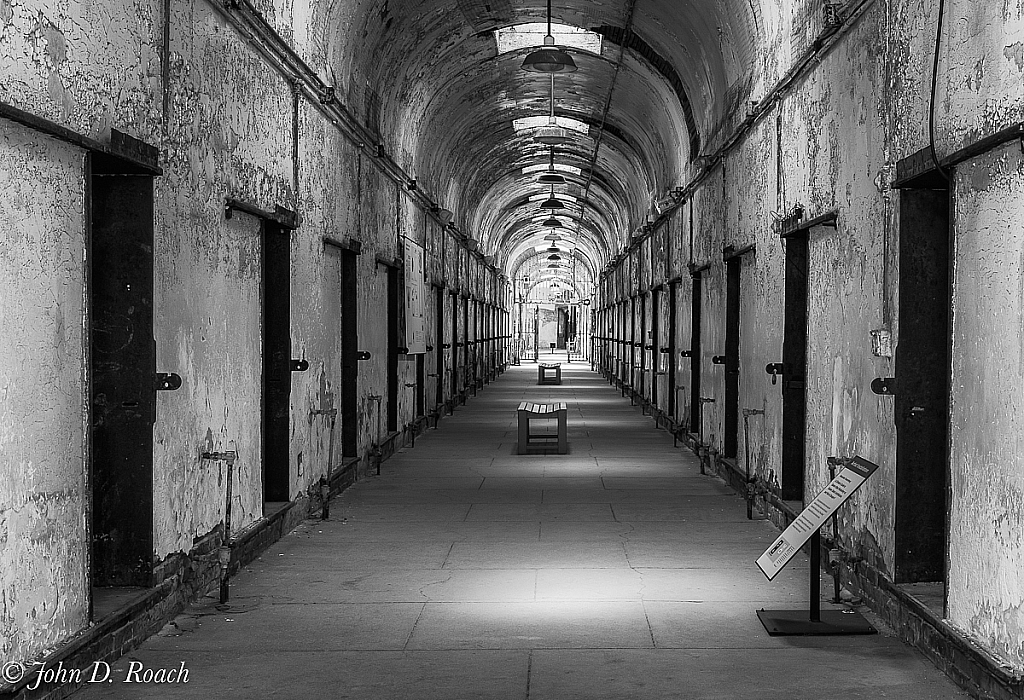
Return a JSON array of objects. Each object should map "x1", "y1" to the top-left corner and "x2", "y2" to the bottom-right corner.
[
  {"x1": 538, "y1": 143, "x2": 566, "y2": 183},
  {"x1": 535, "y1": 125, "x2": 571, "y2": 146},
  {"x1": 522, "y1": 42, "x2": 578, "y2": 73},
  {"x1": 546, "y1": 246, "x2": 561, "y2": 253},
  {"x1": 543, "y1": 217, "x2": 563, "y2": 228},
  {"x1": 539, "y1": 178, "x2": 564, "y2": 211},
  {"x1": 548, "y1": 254, "x2": 562, "y2": 260},
  {"x1": 538, "y1": 171, "x2": 566, "y2": 184},
  {"x1": 521, "y1": 1, "x2": 578, "y2": 73}
]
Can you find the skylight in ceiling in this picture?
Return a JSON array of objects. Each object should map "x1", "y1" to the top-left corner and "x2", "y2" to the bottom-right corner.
[
  {"x1": 495, "y1": 23, "x2": 603, "y2": 55},
  {"x1": 528, "y1": 193, "x2": 577, "y2": 203},
  {"x1": 522, "y1": 163, "x2": 583, "y2": 176},
  {"x1": 512, "y1": 116, "x2": 590, "y2": 135}
]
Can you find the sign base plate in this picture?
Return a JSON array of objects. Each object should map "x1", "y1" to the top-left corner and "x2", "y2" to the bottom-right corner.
[{"x1": 757, "y1": 608, "x2": 877, "y2": 636}]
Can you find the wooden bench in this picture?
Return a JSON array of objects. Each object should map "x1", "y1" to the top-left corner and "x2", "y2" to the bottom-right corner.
[
  {"x1": 517, "y1": 401, "x2": 568, "y2": 454},
  {"x1": 538, "y1": 363, "x2": 562, "y2": 385}
]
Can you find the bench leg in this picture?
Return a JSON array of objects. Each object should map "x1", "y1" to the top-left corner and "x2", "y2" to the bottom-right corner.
[
  {"x1": 557, "y1": 411, "x2": 567, "y2": 454},
  {"x1": 518, "y1": 413, "x2": 528, "y2": 455}
]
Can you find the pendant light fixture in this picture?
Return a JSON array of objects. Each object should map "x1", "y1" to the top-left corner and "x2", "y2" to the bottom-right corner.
[
  {"x1": 535, "y1": 75, "x2": 571, "y2": 146},
  {"x1": 537, "y1": 144, "x2": 566, "y2": 183},
  {"x1": 540, "y1": 184, "x2": 565, "y2": 210},
  {"x1": 521, "y1": 0, "x2": 578, "y2": 73},
  {"x1": 542, "y1": 216, "x2": 563, "y2": 228}
]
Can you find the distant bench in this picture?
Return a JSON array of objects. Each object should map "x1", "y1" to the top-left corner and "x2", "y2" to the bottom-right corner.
[
  {"x1": 538, "y1": 363, "x2": 562, "y2": 385},
  {"x1": 517, "y1": 401, "x2": 568, "y2": 455}
]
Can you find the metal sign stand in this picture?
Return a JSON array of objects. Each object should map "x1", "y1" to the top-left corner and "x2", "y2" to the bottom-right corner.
[
  {"x1": 756, "y1": 456, "x2": 879, "y2": 636},
  {"x1": 756, "y1": 527, "x2": 876, "y2": 635}
]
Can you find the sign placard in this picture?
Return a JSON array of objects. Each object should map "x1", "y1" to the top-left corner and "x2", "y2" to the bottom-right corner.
[
  {"x1": 756, "y1": 457, "x2": 879, "y2": 580},
  {"x1": 404, "y1": 241, "x2": 427, "y2": 354}
]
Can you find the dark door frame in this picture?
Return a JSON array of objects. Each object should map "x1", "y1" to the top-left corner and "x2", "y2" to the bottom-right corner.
[
  {"x1": 724, "y1": 257, "x2": 741, "y2": 458},
  {"x1": 893, "y1": 162, "x2": 951, "y2": 586},
  {"x1": 262, "y1": 219, "x2": 293, "y2": 504},
  {"x1": 88, "y1": 156, "x2": 156, "y2": 590},
  {"x1": 689, "y1": 270, "x2": 703, "y2": 434}
]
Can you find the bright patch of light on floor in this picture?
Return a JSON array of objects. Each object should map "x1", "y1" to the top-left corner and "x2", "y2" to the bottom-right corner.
[
  {"x1": 495, "y1": 23, "x2": 603, "y2": 55},
  {"x1": 514, "y1": 116, "x2": 589, "y2": 136}
]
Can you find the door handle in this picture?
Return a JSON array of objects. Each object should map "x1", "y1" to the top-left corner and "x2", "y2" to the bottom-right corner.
[
  {"x1": 765, "y1": 362, "x2": 784, "y2": 385},
  {"x1": 156, "y1": 373, "x2": 182, "y2": 390}
]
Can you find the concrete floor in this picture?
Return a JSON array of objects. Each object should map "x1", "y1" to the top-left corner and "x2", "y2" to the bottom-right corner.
[{"x1": 74, "y1": 360, "x2": 967, "y2": 700}]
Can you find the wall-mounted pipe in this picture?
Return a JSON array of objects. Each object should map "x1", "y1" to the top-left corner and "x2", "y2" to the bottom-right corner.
[
  {"x1": 403, "y1": 383, "x2": 417, "y2": 446},
  {"x1": 368, "y1": 395, "x2": 383, "y2": 475},
  {"x1": 742, "y1": 408, "x2": 765, "y2": 519},
  {"x1": 200, "y1": 450, "x2": 237, "y2": 603},
  {"x1": 310, "y1": 408, "x2": 338, "y2": 518},
  {"x1": 697, "y1": 398, "x2": 717, "y2": 474}
]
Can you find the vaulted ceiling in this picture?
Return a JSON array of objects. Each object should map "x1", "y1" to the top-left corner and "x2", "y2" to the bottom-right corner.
[{"x1": 321, "y1": 0, "x2": 767, "y2": 293}]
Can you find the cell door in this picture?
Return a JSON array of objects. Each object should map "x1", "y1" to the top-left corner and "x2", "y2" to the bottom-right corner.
[
  {"x1": 90, "y1": 169, "x2": 155, "y2": 588},
  {"x1": 651, "y1": 289, "x2": 660, "y2": 409},
  {"x1": 895, "y1": 186, "x2": 950, "y2": 584},
  {"x1": 262, "y1": 222, "x2": 291, "y2": 504},
  {"x1": 689, "y1": 273, "x2": 703, "y2": 434},
  {"x1": 668, "y1": 282, "x2": 679, "y2": 418},
  {"x1": 387, "y1": 265, "x2": 400, "y2": 432},
  {"x1": 724, "y1": 258, "x2": 741, "y2": 458},
  {"x1": 781, "y1": 235, "x2": 808, "y2": 501},
  {"x1": 340, "y1": 251, "x2": 358, "y2": 458}
]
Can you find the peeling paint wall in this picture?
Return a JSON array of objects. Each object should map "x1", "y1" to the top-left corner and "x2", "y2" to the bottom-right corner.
[
  {"x1": 153, "y1": 0, "x2": 296, "y2": 557},
  {"x1": 940, "y1": 0, "x2": 1024, "y2": 152},
  {"x1": 598, "y1": 2, "x2": 900, "y2": 587},
  {"x1": 948, "y1": 143, "x2": 1024, "y2": 669},
  {"x1": 0, "y1": 123, "x2": 88, "y2": 663},
  {"x1": 2, "y1": 0, "x2": 506, "y2": 670}
]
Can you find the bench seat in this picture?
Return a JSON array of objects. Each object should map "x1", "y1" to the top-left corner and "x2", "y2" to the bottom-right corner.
[{"x1": 517, "y1": 401, "x2": 568, "y2": 454}]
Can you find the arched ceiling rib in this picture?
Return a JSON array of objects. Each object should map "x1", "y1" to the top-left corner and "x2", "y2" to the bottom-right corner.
[{"x1": 323, "y1": 0, "x2": 767, "y2": 289}]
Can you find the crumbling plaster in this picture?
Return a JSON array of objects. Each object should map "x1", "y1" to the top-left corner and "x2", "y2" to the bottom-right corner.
[
  {"x1": 0, "y1": 122, "x2": 89, "y2": 664},
  {"x1": 949, "y1": 143, "x2": 1024, "y2": 669}
]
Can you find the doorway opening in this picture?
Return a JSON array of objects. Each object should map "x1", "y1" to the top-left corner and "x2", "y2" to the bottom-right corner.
[
  {"x1": 340, "y1": 250, "x2": 359, "y2": 458},
  {"x1": 781, "y1": 229, "x2": 809, "y2": 501},
  {"x1": 387, "y1": 265, "x2": 400, "y2": 433},
  {"x1": 450, "y1": 291, "x2": 460, "y2": 400},
  {"x1": 668, "y1": 281, "x2": 680, "y2": 419},
  {"x1": 724, "y1": 257, "x2": 741, "y2": 458},
  {"x1": 689, "y1": 271, "x2": 703, "y2": 434},
  {"x1": 89, "y1": 159, "x2": 156, "y2": 607},
  {"x1": 262, "y1": 221, "x2": 291, "y2": 506},
  {"x1": 893, "y1": 161, "x2": 951, "y2": 600},
  {"x1": 651, "y1": 287, "x2": 661, "y2": 410},
  {"x1": 435, "y1": 286, "x2": 445, "y2": 408}
]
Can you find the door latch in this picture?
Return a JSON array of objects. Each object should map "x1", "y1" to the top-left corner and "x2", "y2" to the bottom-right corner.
[
  {"x1": 156, "y1": 373, "x2": 182, "y2": 391},
  {"x1": 765, "y1": 363, "x2": 784, "y2": 385},
  {"x1": 870, "y1": 377, "x2": 896, "y2": 395}
]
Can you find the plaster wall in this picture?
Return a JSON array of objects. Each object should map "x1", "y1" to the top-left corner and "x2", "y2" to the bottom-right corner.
[
  {"x1": 292, "y1": 105, "x2": 359, "y2": 487},
  {"x1": 939, "y1": 0, "x2": 1024, "y2": 153},
  {"x1": 0, "y1": 0, "x2": 162, "y2": 141},
  {"x1": 152, "y1": 0, "x2": 295, "y2": 557},
  {"x1": 774, "y1": 8, "x2": 896, "y2": 569},
  {"x1": 0, "y1": 124, "x2": 88, "y2": 664},
  {"x1": 691, "y1": 167, "x2": 725, "y2": 449},
  {"x1": 723, "y1": 116, "x2": 784, "y2": 485},
  {"x1": 948, "y1": 142, "x2": 1024, "y2": 669}
]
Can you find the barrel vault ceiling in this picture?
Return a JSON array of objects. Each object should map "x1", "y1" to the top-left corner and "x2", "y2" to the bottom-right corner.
[{"x1": 320, "y1": 0, "x2": 767, "y2": 292}]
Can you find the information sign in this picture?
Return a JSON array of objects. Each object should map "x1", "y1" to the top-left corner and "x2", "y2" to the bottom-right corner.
[{"x1": 756, "y1": 456, "x2": 879, "y2": 580}]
